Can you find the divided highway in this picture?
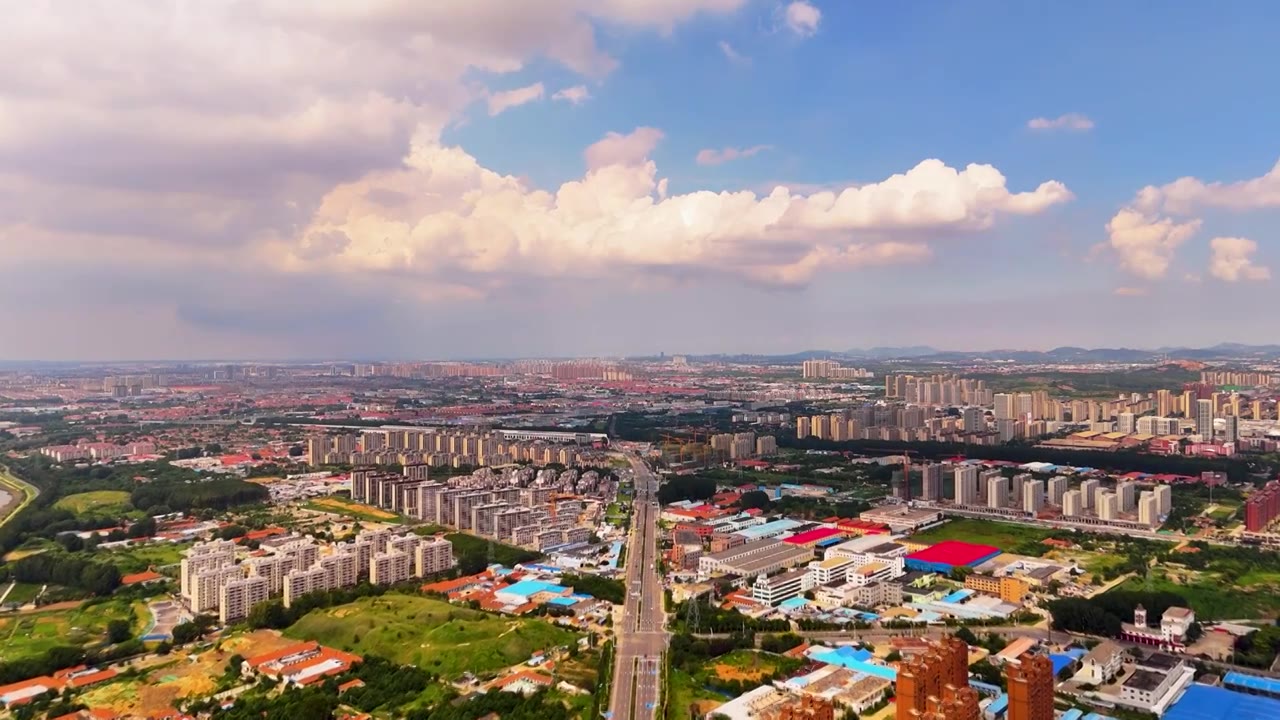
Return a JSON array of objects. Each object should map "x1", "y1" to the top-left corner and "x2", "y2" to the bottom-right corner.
[{"x1": 608, "y1": 456, "x2": 667, "y2": 720}]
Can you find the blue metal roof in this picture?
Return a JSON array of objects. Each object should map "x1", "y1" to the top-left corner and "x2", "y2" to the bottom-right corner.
[
  {"x1": 500, "y1": 579, "x2": 564, "y2": 597},
  {"x1": 1224, "y1": 671, "x2": 1280, "y2": 695},
  {"x1": 1050, "y1": 653, "x2": 1075, "y2": 675},
  {"x1": 987, "y1": 694, "x2": 1008, "y2": 715},
  {"x1": 941, "y1": 589, "x2": 973, "y2": 604},
  {"x1": 1060, "y1": 710, "x2": 1083, "y2": 720},
  {"x1": 548, "y1": 597, "x2": 579, "y2": 606},
  {"x1": 1165, "y1": 685, "x2": 1280, "y2": 720},
  {"x1": 809, "y1": 650, "x2": 895, "y2": 680}
]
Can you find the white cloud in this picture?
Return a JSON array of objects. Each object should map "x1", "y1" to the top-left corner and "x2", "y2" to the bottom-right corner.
[
  {"x1": 584, "y1": 127, "x2": 666, "y2": 171},
  {"x1": 696, "y1": 144, "x2": 771, "y2": 166},
  {"x1": 487, "y1": 83, "x2": 546, "y2": 116},
  {"x1": 1104, "y1": 208, "x2": 1201, "y2": 279},
  {"x1": 783, "y1": 1, "x2": 822, "y2": 37},
  {"x1": 1106, "y1": 158, "x2": 1280, "y2": 278},
  {"x1": 1113, "y1": 287, "x2": 1147, "y2": 297},
  {"x1": 1027, "y1": 113, "x2": 1095, "y2": 132},
  {"x1": 718, "y1": 41, "x2": 750, "y2": 65},
  {"x1": 552, "y1": 85, "x2": 591, "y2": 104},
  {"x1": 1133, "y1": 158, "x2": 1280, "y2": 215},
  {"x1": 274, "y1": 128, "x2": 1071, "y2": 289},
  {"x1": 1209, "y1": 237, "x2": 1271, "y2": 282}
]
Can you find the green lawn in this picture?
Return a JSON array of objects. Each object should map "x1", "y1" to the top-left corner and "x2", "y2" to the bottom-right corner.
[
  {"x1": 54, "y1": 490, "x2": 134, "y2": 516},
  {"x1": 3, "y1": 582, "x2": 44, "y2": 606},
  {"x1": 1108, "y1": 572, "x2": 1280, "y2": 620},
  {"x1": 104, "y1": 542, "x2": 191, "y2": 574},
  {"x1": 909, "y1": 518, "x2": 1053, "y2": 552},
  {"x1": 0, "y1": 598, "x2": 145, "y2": 662},
  {"x1": 665, "y1": 667, "x2": 725, "y2": 720},
  {"x1": 285, "y1": 594, "x2": 580, "y2": 679}
]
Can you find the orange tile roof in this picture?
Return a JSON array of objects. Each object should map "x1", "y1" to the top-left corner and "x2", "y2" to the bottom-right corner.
[
  {"x1": 245, "y1": 641, "x2": 321, "y2": 669},
  {"x1": 338, "y1": 679, "x2": 365, "y2": 693},
  {"x1": 66, "y1": 669, "x2": 118, "y2": 688},
  {"x1": 121, "y1": 570, "x2": 164, "y2": 585},
  {"x1": 495, "y1": 670, "x2": 554, "y2": 689}
]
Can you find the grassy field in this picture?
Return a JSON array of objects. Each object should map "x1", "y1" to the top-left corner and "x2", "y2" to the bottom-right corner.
[
  {"x1": 105, "y1": 542, "x2": 190, "y2": 574},
  {"x1": 1108, "y1": 571, "x2": 1280, "y2": 620},
  {"x1": 909, "y1": 518, "x2": 1052, "y2": 551},
  {"x1": 285, "y1": 594, "x2": 580, "y2": 678},
  {"x1": 304, "y1": 497, "x2": 403, "y2": 523},
  {"x1": 3, "y1": 582, "x2": 44, "y2": 606},
  {"x1": 54, "y1": 490, "x2": 134, "y2": 516},
  {"x1": 0, "y1": 598, "x2": 145, "y2": 661},
  {"x1": 0, "y1": 466, "x2": 38, "y2": 530},
  {"x1": 665, "y1": 667, "x2": 725, "y2": 720}
]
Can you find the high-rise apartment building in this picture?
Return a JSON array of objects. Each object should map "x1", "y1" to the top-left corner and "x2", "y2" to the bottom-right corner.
[
  {"x1": 962, "y1": 407, "x2": 984, "y2": 434},
  {"x1": 1062, "y1": 490, "x2": 1082, "y2": 517},
  {"x1": 987, "y1": 475, "x2": 1009, "y2": 509},
  {"x1": 954, "y1": 465, "x2": 980, "y2": 506},
  {"x1": 1023, "y1": 479, "x2": 1045, "y2": 514},
  {"x1": 1047, "y1": 476, "x2": 1068, "y2": 506},
  {"x1": 994, "y1": 394, "x2": 1016, "y2": 421},
  {"x1": 1154, "y1": 484, "x2": 1172, "y2": 516},
  {"x1": 1117, "y1": 481, "x2": 1136, "y2": 513},
  {"x1": 1117, "y1": 412, "x2": 1136, "y2": 434},
  {"x1": 220, "y1": 575, "x2": 269, "y2": 623},
  {"x1": 895, "y1": 636, "x2": 972, "y2": 720},
  {"x1": 1006, "y1": 653, "x2": 1053, "y2": 720},
  {"x1": 921, "y1": 463, "x2": 943, "y2": 502},
  {"x1": 180, "y1": 539, "x2": 236, "y2": 600},
  {"x1": 1196, "y1": 399, "x2": 1215, "y2": 440},
  {"x1": 1079, "y1": 479, "x2": 1099, "y2": 510},
  {"x1": 369, "y1": 550, "x2": 411, "y2": 586},
  {"x1": 1098, "y1": 491, "x2": 1119, "y2": 521},
  {"x1": 1138, "y1": 492, "x2": 1159, "y2": 528},
  {"x1": 1224, "y1": 415, "x2": 1239, "y2": 444}
]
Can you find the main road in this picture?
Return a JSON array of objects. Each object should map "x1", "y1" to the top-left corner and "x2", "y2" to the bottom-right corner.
[{"x1": 609, "y1": 454, "x2": 667, "y2": 720}]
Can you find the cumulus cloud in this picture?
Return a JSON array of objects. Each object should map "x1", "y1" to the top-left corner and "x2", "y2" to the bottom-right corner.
[
  {"x1": 487, "y1": 83, "x2": 545, "y2": 116},
  {"x1": 782, "y1": 1, "x2": 822, "y2": 37},
  {"x1": 1113, "y1": 287, "x2": 1147, "y2": 297},
  {"x1": 1209, "y1": 237, "x2": 1271, "y2": 282},
  {"x1": 696, "y1": 144, "x2": 772, "y2": 166},
  {"x1": 552, "y1": 85, "x2": 591, "y2": 104},
  {"x1": 584, "y1": 127, "x2": 666, "y2": 171},
  {"x1": 1027, "y1": 113, "x2": 1095, "y2": 132},
  {"x1": 718, "y1": 41, "x2": 750, "y2": 65},
  {"x1": 273, "y1": 128, "x2": 1071, "y2": 289},
  {"x1": 1132, "y1": 158, "x2": 1280, "y2": 215},
  {"x1": 1104, "y1": 209, "x2": 1201, "y2": 279},
  {"x1": 1106, "y1": 158, "x2": 1280, "y2": 278}
]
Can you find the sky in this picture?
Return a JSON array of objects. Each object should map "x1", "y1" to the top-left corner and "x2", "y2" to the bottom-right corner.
[{"x1": 3, "y1": 1, "x2": 1280, "y2": 361}]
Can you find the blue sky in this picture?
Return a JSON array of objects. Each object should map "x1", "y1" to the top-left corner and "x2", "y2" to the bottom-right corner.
[{"x1": 1, "y1": 1, "x2": 1278, "y2": 360}]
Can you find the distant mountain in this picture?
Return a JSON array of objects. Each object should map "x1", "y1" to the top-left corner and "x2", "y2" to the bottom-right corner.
[{"x1": 844, "y1": 346, "x2": 940, "y2": 359}]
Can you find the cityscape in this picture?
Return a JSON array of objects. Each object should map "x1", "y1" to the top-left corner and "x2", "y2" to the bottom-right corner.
[{"x1": 5, "y1": 3, "x2": 1280, "y2": 720}]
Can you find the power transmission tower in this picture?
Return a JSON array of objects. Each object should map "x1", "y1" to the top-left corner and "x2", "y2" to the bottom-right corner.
[{"x1": 685, "y1": 594, "x2": 701, "y2": 633}]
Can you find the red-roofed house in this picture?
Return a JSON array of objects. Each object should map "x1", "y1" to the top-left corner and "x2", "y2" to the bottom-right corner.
[
  {"x1": 242, "y1": 641, "x2": 361, "y2": 686},
  {"x1": 494, "y1": 670, "x2": 554, "y2": 695},
  {"x1": 121, "y1": 569, "x2": 165, "y2": 586}
]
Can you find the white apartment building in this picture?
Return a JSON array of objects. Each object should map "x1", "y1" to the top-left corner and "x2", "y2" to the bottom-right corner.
[
  {"x1": 1138, "y1": 492, "x2": 1159, "y2": 528},
  {"x1": 283, "y1": 565, "x2": 329, "y2": 607},
  {"x1": 1098, "y1": 491, "x2": 1119, "y2": 521},
  {"x1": 192, "y1": 565, "x2": 244, "y2": 613},
  {"x1": 220, "y1": 575, "x2": 269, "y2": 623},
  {"x1": 415, "y1": 538, "x2": 455, "y2": 577},
  {"x1": 180, "y1": 539, "x2": 236, "y2": 600},
  {"x1": 370, "y1": 550, "x2": 411, "y2": 586},
  {"x1": 1023, "y1": 479, "x2": 1045, "y2": 514},
  {"x1": 1048, "y1": 476, "x2": 1069, "y2": 506},
  {"x1": 1062, "y1": 489, "x2": 1083, "y2": 517},
  {"x1": 245, "y1": 555, "x2": 296, "y2": 596}
]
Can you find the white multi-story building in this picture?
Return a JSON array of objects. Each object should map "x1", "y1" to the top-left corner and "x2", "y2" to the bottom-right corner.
[
  {"x1": 415, "y1": 538, "x2": 456, "y2": 577},
  {"x1": 370, "y1": 550, "x2": 411, "y2": 586},
  {"x1": 180, "y1": 540, "x2": 236, "y2": 600},
  {"x1": 954, "y1": 465, "x2": 980, "y2": 505},
  {"x1": 1117, "y1": 481, "x2": 1137, "y2": 513},
  {"x1": 1139, "y1": 492, "x2": 1159, "y2": 528},
  {"x1": 751, "y1": 568, "x2": 812, "y2": 606},
  {"x1": 807, "y1": 556, "x2": 857, "y2": 586},
  {"x1": 1154, "y1": 484, "x2": 1172, "y2": 516},
  {"x1": 220, "y1": 575, "x2": 269, "y2": 623},
  {"x1": 1098, "y1": 491, "x2": 1119, "y2": 521},
  {"x1": 192, "y1": 565, "x2": 243, "y2": 613},
  {"x1": 1080, "y1": 479, "x2": 1100, "y2": 509},
  {"x1": 1048, "y1": 476, "x2": 1069, "y2": 506},
  {"x1": 245, "y1": 555, "x2": 296, "y2": 596},
  {"x1": 1062, "y1": 489, "x2": 1083, "y2": 517},
  {"x1": 1023, "y1": 479, "x2": 1045, "y2": 514}
]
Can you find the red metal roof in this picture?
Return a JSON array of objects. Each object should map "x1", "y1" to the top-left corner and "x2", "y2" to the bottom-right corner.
[
  {"x1": 905, "y1": 540, "x2": 1001, "y2": 566},
  {"x1": 783, "y1": 527, "x2": 844, "y2": 545}
]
